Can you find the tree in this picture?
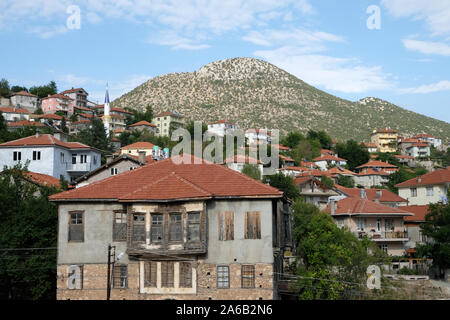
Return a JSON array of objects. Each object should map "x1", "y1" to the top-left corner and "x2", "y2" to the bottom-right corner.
[
  {"x1": 417, "y1": 198, "x2": 450, "y2": 278},
  {"x1": 263, "y1": 173, "x2": 300, "y2": 200},
  {"x1": 335, "y1": 140, "x2": 370, "y2": 171},
  {"x1": 292, "y1": 199, "x2": 378, "y2": 300},
  {"x1": 125, "y1": 105, "x2": 154, "y2": 126},
  {"x1": 0, "y1": 78, "x2": 10, "y2": 97},
  {"x1": 185, "y1": 120, "x2": 208, "y2": 139},
  {"x1": 337, "y1": 175, "x2": 355, "y2": 188},
  {"x1": 376, "y1": 152, "x2": 400, "y2": 167},
  {"x1": 242, "y1": 164, "x2": 261, "y2": 181},
  {"x1": 29, "y1": 81, "x2": 57, "y2": 99},
  {"x1": 321, "y1": 175, "x2": 335, "y2": 188},
  {"x1": 387, "y1": 168, "x2": 418, "y2": 194},
  {"x1": 60, "y1": 117, "x2": 68, "y2": 133},
  {"x1": 281, "y1": 131, "x2": 305, "y2": 149},
  {"x1": 0, "y1": 164, "x2": 60, "y2": 299},
  {"x1": 76, "y1": 118, "x2": 113, "y2": 155},
  {"x1": 34, "y1": 108, "x2": 44, "y2": 115},
  {"x1": 307, "y1": 130, "x2": 332, "y2": 150},
  {"x1": 10, "y1": 86, "x2": 28, "y2": 93},
  {"x1": 291, "y1": 140, "x2": 321, "y2": 163}
]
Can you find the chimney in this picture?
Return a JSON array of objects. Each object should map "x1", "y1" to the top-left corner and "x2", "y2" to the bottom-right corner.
[
  {"x1": 139, "y1": 151, "x2": 146, "y2": 164},
  {"x1": 106, "y1": 155, "x2": 113, "y2": 164},
  {"x1": 360, "y1": 189, "x2": 366, "y2": 199},
  {"x1": 35, "y1": 132, "x2": 40, "y2": 138},
  {"x1": 375, "y1": 190, "x2": 382, "y2": 203},
  {"x1": 330, "y1": 200, "x2": 335, "y2": 215}
]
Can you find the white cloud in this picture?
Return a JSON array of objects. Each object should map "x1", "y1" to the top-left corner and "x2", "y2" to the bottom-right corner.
[
  {"x1": 29, "y1": 25, "x2": 68, "y2": 39},
  {"x1": 400, "y1": 80, "x2": 450, "y2": 94},
  {"x1": 150, "y1": 31, "x2": 210, "y2": 50},
  {"x1": 254, "y1": 47, "x2": 393, "y2": 93},
  {"x1": 382, "y1": 0, "x2": 450, "y2": 35},
  {"x1": 402, "y1": 39, "x2": 450, "y2": 56}
]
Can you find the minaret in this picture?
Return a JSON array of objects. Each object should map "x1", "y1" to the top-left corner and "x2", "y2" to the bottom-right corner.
[{"x1": 103, "y1": 83, "x2": 111, "y2": 137}]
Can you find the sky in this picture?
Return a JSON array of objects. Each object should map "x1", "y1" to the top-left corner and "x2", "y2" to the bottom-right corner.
[{"x1": 0, "y1": 0, "x2": 449, "y2": 123}]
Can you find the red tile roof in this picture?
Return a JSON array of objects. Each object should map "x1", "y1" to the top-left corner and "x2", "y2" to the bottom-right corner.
[
  {"x1": 394, "y1": 155, "x2": 414, "y2": 160},
  {"x1": 38, "y1": 114, "x2": 63, "y2": 120},
  {"x1": 10, "y1": 91, "x2": 37, "y2": 97},
  {"x1": 49, "y1": 155, "x2": 283, "y2": 202},
  {"x1": 357, "y1": 168, "x2": 391, "y2": 176},
  {"x1": 273, "y1": 144, "x2": 290, "y2": 151},
  {"x1": 408, "y1": 143, "x2": 430, "y2": 148},
  {"x1": 41, "y1": 94, "x2": 74, "y2": 101},
  {"x1": 121, "y1": 142, "x2": 155, "y2": 150},
  {"x1": 403, "y1": 205, "x2": 430, "y2": 222},
  {"x1": 23, "y1": 172, "x2": 61, "y2": 188},
  {"x1": 111, "y1": 107, "x2": 132, "y2": 114},
  {"x1": 325, "y1": 197, "x2": 412, "y2": 216},
  {"x1": 395, "y1": 167, "x2": 450, "y2": 188},
  {"x1": 336, "y1": 187, "x2": 407, "y2": 203},
  {"x1": 326, "y1": 167, "x2": 356, "y2": 176},
  {"x1": 280, "y1": 155, "x2": 295, "y2": 162},
  {"x1": 356, "y1": 160, "x2": 398, "y2": 169},
  {"x1": 313, "y1": 154, "x2": 347, "y2": 162},
  {"x1": 129, "y1": 121, "x2": 157, "y2": 128},
  {"x1": 74, "y1": 105, "x2": 91, "y2": 111},
  {"x1": 281, "y1": 166, "x2": 311, "y2": 172},
  {"x1": 321, "y1": 149, "x2": 335, "y2": 155},
  {"x1": 7, "y1": 120, "x2": 44, "y2": 128},
  {"x1": 0, "y1": 107, "x2": 30, "y2": 114},
  {"x1": 60, "y1": 88, "x2": 86, "y2": 94},
  {"x1": 400, "y1": 138, "x2": 420, "y2": 144},
  {"x1": 373, "y1": 128, "x2": 398, "y2": 134},
  {"x1": 0, "y1": 134, "x2": 94, "y2": 150}
]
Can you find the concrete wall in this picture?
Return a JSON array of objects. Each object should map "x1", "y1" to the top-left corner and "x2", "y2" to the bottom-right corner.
[
  {"x1": 0, "y1": 146, "x2": 55, "y2": 176},
  {"x1": 10, "y1": 95, "x2": 38, "y2": 112},
  {"x1": 398, "y1": 185, "x2": 447, "y2": 206},
  {"x1": 77, "y1": 159, "x2": 139, "y2": 188},
  {"x1": 205, "y1": 199, "x2": 274, "y2": 264},
  {"x1": 355, "y1": 175, "x2": 389, "y2": 188}
]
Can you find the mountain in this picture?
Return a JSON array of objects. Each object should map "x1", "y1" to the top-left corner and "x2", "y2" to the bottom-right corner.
[{"x1": 112, "y1": 57, "x2": 450, "y2": 142}]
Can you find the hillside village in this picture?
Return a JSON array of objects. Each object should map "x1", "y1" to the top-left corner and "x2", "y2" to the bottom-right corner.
[{"x1": 1, "y1": 80, "x2": 450, "y2": 301}]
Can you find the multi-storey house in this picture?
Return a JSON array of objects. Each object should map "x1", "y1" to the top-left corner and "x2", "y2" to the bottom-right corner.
[
  {"x1": 370, "y1": 128, "x2": 398, "y2": 153},
  {"x1": 41, "y1": 94, "x2": 75, "y2": 116},
  {"x1": 152, "y1": 111, "x2": 185, "y2": 137}
]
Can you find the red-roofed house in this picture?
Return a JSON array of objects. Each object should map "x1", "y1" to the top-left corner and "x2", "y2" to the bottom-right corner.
[
  {"x1": 395, "y1": 167, "x2": 450, "y2": 205},
  {"x1": 405, "y1": 143, "x2": 431, "y2": 158},
  {"x1": 295, "y1": 176, "x2": 345, "y2": 210},
  {"x1": 41, "y1": 94, "x2": 75, "y2": 116},
  {"x1": 371, "y1": 128, "x2": 398, "y2": 153},
  {"x1": 7, "y1": 120, "x2": 45, "y2": 131},
  {"x1": 313, "y1": 153, "x2": 347, "y2": 171},
  {"x1": 60, "y1": 88, "x2": 88, "y2": 108},
  {"x1": 120, "y1": 141, "x2": 156, "y2": 157},
  {"x1": 49, "y1": 156, "x2": 291, "y2": 300},
  {"x1": 0, "y1": 133, "x2": 102, "y2": 182},
  {"x1": 9, "y1": 91, "x2": 38, "y2": 112},
  {"x1": 325, "y1": 194, "x2": 412, "y2": 255},
  {"x1": 129, "y1": 121, "x2": 159, "y2": 134},
  {"x1": 151, "y1": 110, "x2": 185, "y2": 137},
  {"x1": 355, "y1": 167, "x2": 391, "y2": 188},
  {"x1": 0, "y1": 107, "x2": 30, "y2": 122},
  {"x1": 223, "y1": 155, "x2": 263, "y2": 177},
  {"x1": 356, "y1": 160, "x2": 399, "y2": 174},
  {"x1": 207, "y1": 120, "x2": 238, "y2": 137},
  {"x1": 335, "y1": 186, "x2": 407, "y2": 208},
  {"x1": 413, "y1": 134, "x2": 442, "y2": 149},
  {"x1": 402, "y1": 205, "x2": 430, "y2": 252}
]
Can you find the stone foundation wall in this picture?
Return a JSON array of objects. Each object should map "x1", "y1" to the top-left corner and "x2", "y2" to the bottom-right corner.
[{"x1": 57, "y1": 262, "x2": 274, "y2": 300}]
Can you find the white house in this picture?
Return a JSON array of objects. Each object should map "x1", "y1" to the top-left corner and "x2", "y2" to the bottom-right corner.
[
  {"x1": 395, "y1": 167, "x2": 450, "y2": 206},
  {"x1": 245, "y1": 129, "x2": 271, "y2": 144},
  {"x1": 9, "y1": 91, "x2": 39, "y2": 113},
  {"x1": 223, "y1": 155, "x2": 263, "y2": 177},
  {"x1": 0, "y1": 107, "x2": 30, "y2": 122},
  {"x1": 405, "y1": 143, "x2": 431, "y2": 159},
  {"x1": 207, "y1": 120, "x2": 238, "y2": 137},
  {"x1": 414, "y1": 134, "x2": 442, "y2": 149},
  {"x1": 313, "y1": 154, "x2": 347, "y2": 171},
  {"x1": 0, "y1": 133, "x2": 102, "y2": 183}
]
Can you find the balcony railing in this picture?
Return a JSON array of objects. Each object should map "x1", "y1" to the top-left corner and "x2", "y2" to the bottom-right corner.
[{"x1": 356, "y1": 231, "x2": 408, "y2": 240}]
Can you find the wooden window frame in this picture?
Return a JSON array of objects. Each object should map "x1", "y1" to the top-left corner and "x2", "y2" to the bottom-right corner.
[
  {"x1": 144, "y1": 261, "x2": 157, "y2": 288},
  {"x1": 179, "y1": 262, "x2": 193, "y2": 288},
  {"x1": 241, "y1": 265, "x2": 255, "y2": 288},
  {"x1": 218, "y1": 211, "x2": 234, "y2": 241},
  {"x1": 112, "y1": 265, "x2": 128, "y2": 289},
  {"x1": 113, "y1": 211, "x2": 127, "y2": 242},
  {"x1": 244, "y1": 211, "x2": 261, "y2": 240},
  {"x1": 68, "y1": 211, "x2": 84, "y2": 242},
  {"x1": 150, "y1": 213, "x2": 164, "y2": 244},
  {"x1": 169, "y1": 213, "x2": 183, "y2": 243},
  {"x1": 161, "y1": 261, "x2": 175, "y2": 288},
  {"x1": 217, "y1": 265, "x2": 230, "y2": 289},
  {"x1": 132, "y1": 212, "x2": 146, "y2": 243},
  {"x1": 187, "y1": 212, "x2": 201, "y2": 242}
]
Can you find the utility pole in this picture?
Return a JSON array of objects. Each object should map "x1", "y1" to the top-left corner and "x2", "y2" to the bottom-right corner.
[{"x1": 106, "y1": 244, "x2": 115, "y2": 300}]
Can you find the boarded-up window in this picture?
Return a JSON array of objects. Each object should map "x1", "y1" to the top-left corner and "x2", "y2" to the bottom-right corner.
[
  {"x1": 217, "y1": 266, "x2": 230, "y2": 289},
  {"x1": 68, "y1": 212, "x2": 84, "y2": 242},
  {"x1": 132, "y1": 213, "x2": 145, "y2": 242},
  {"x1": 151, "y1": 214, "x2": 163, "y2": 243},
  {"x1": 218, "y1": 211, "x2": 234, "y2": 241},
  {"x1": 244, "y1": 211, "x2": 261, "y2": 239},
  {"x1": 144, "y1": 262, "x2": 157, "y2": 288},
  {"x1": 179, "y1": 262, "x2": 192, "y2": 288},
  {"x1": 169, "y1": 214, "x2": 182, "y2": 242},
  {"x1": 113, "y1": 265, "x2": 127, "y2": 288},
  {"x1": 113, "y1": 211, "x2": 127, "y2": 241},
  {"x1": 161, "y1": 261, "x2": 174, "y2": 288},
  {"x1": 187, "y1": 212, "x2": 200, "y2": 241},
  {"x1": 241, "y1": 265, "x2": 255, "y2": 288}
]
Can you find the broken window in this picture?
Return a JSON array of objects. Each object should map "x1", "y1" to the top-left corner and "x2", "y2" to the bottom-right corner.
[
  {"x1": 169, "y1": 214, "x2": 182, "y2": 242},
  {"x1": 151, "y1": 214, "x2": 163, "y2": 243},
  {"x1": 68, "y1": 212, "x2": 84, "y2": 242},
  {"x1": 179, "y1": 262, "x2": 192, "y2": 288},
  {"x1": 161, "y1": 261, "x2": 174, "y2": 288},
  {"x1": 218, "y1": 211, "x2": 234, "y2": 241},
  {"x1": 113, "y1": 211, "x2": 127, "y2": 242},
  {"x1": 113, "y1": 265, "x2": 127, "y2": 289},
  {"x1": 241, "y1": 265, "x2": 255, "y2": 288},
  {"x1": 245, "y1": 212, "x2": 261, "y2": 239},
  {"x1": 144, "y1": 261, "x2": 157, "y2": 288},
  {"x1": 187, "y1": 212, "x2": 200, "y2": 242},
  {"x1": 217, "y1": 266, "x2": 230, "y2": 289},
  {"x1": 132, "y1": 213, "x2": 145, "y2": 242}
]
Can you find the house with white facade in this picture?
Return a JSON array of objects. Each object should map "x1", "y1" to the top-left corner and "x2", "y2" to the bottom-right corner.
[
  {"x1": 405, "y1": 143, "x2": 431, "y2": 159},
  {"x1": 413, "y1": 134, "x2": 442, "y2": 149},
  {"x1": 0, "y1": 133, "x2": 102, "y2": 183},
  {"x1": 245, "y1": 129, "x2": 271, "y2": 144},
  {"x1": 0, "y1": 107, "x2": 30, "y2": 122},
  {"x1": 223, "y1": 155, "x2": 263, "y2": 177},
  {"x1": 395, "y1": 167, "x2": 450, "y2": 206},
  {"x1": 207, "y1": 120, "x2": 238, "y2": 137},
  {"x1": 313, "y1": 154, "x2": 347, "y2": 171},
  {"x1": 9, "y1": 91, "x2": 39, "y2": 113}
]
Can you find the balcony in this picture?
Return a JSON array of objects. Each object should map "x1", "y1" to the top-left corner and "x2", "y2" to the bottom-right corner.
[
  {"x1": 356, "y1": 231, "x2": 408, "y2": 241},
  {"x1": 65, "y1": 162, "x2": 92, "y2": 173}
]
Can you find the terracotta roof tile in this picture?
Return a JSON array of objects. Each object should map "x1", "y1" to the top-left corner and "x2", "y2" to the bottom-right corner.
[
  {"x1": 129, "y1": 120, "x2": 157, "y2": 128},
  {"x1": 49, "y1": 155, "x2": 283, "y2": 201},
  {"x1": 24, "y1": 172, "x2": 61, "y2": 188},
  {"x1": 403, "y1": 205, "x2": 430, "y2": 222},
  {"x1": 0, "y1": 134, "x2": 93, "y2": 150},
  {"x1": 356, "y1": 160, "x2": 398, "y2": 169},
  {"x1": 10, "y1": 91, "x2": 37, "y2": 97},
  {"x1": 223, "y1": 155, "x2": 262, "y2": 164},
  {"x1": 395, "y1": 167, "x2": 450, "y2": 188},
  {"x1": 313, "y1": 154, "x2": 347, "y2": 162},
  {"x1": 121, "y1": 142, "x2": 155, "y2": 150},
  {"x1": 336, "y1": 187, "x2": 407, "y2": 203},
  {"x1": 325, "y1": 197, "x2": 412, "y2": 216},
  {"x1": 0, "y1": 107, "x2": 30, "y2": 114},
  {"x1": 7, "y1": 120, "x2": 44, "y2": 127}
]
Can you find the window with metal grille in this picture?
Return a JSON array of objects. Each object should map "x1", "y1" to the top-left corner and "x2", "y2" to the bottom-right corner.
[
  {"x1": 68, "y1": 212, "x2": 84, "y2": 242},
  {"x1": 132, "y1": 213, "x2": 145, "y2": 242},
  {"x1": 187, "y1": 212, "x2": 200, "y2": 242},
  {"x1": 144, "y1": 261, "x2": 157, "y2": 288},
  {"x1": 179, "y1": 262, "x2": 192, "y2": 288},
  {"x1": 218, "y1": 211, "x2": 234, "y2": 241},
  {"x1": 161, "y1": 261, "x2": 174, "y2": 288},
  {"x1": 113, "y1": 211, "x2": 127, "y2": 241},
  {"x1": 217, "y1": 266, "x2": 230, "y2": 289},
  {"x1": 113, "y1": 265, "x2": 127, "y2": 289},
  {"x1": 244, "y1": 212, "x2": 261, "y2": 239},
  {"x1": 241, "y1": 265, "x2": 255, "y2": 288},
  {"x1": 151, "y1": 214, "x2": 163, "y2": 243},
  {"x1": 169, "y1": 214, "x2": 182, "y2": 242}
]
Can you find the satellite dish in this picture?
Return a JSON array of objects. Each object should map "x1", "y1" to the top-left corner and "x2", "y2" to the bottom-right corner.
[{"x1": 117, "y1": 252, "x2": 125, "y2": 261}]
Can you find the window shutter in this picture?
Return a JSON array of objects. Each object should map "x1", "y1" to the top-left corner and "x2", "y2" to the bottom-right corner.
[
  {"x1": 218, "y1": 212, "x2": 224, "y2": 241},
  {"x1": 225, "y1": 211, "x2": 234, "y2": 241}
]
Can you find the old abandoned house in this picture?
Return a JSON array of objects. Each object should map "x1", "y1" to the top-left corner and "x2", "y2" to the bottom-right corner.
[{"x1": 49, "y1": 155, "x2": 292, "y2": 300}]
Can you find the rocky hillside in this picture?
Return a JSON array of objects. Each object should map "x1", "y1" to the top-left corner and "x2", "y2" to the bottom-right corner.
[{"x1": 113, "y1": 57, "x2": 450, "y2": 142}]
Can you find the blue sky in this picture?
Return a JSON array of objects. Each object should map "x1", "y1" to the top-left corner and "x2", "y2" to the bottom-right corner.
[{"x1": 1, "y1": 0, "x2": 449, "y2": 123}]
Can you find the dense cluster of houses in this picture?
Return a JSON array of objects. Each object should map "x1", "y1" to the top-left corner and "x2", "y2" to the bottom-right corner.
[{"x1": 1, "y1": 88, "x2": 450, "y2": 300}]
